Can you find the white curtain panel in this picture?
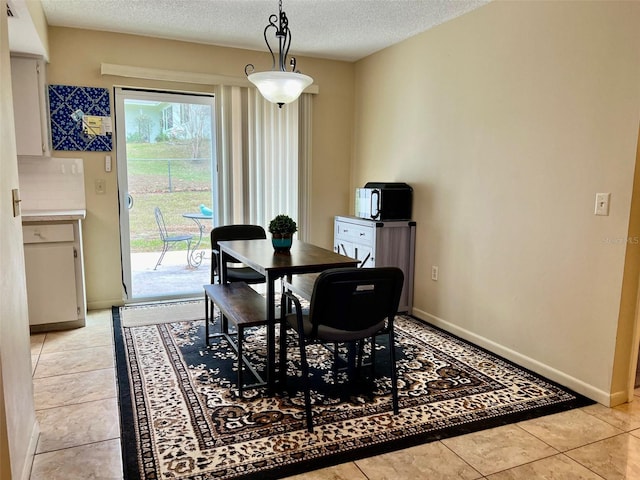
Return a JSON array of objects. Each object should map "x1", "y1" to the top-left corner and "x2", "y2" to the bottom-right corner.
[
  {"x1": 215, "y1": 86, "x2": 311, "y2": 236},
  {"x1": 246, "y1": 88, "x2": 298, "y2": 232},
  {"x1": 297, "y1": 93, "x2": 312, "y2": 242}
]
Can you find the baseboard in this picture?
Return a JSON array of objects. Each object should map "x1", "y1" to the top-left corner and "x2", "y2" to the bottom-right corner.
[
  {"x1": 21, "y1": 421, "x2": 39, "y2": 480},
  {"x1": 609, "y1": 388, "x2": 631, "y2": 407},
  {"x1": 88, "y1": 298, "x2": 124, "y2": 311},
  {"x1": 412, "y1": 307, "x2": 612, "y2": 406}
]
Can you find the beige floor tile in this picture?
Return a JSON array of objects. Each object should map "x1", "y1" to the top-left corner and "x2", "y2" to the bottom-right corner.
[
  {"x1": 31, "y1": 355, "x2": 39, "y2": 375},
  {"x1": 34, "y1": 345, "x2": 115, "y2": 378},
  {"x1": 566, "y1": 433, "x2": 640, "y2": 480},
  {"x1": 582, "y1": 402, "x2": 640, "y2": 432},
  {"x1": 35, "y1": 398, "x2": 120, "y2": 453},
  {"x1": 355, "y1": 441, "x2": 481, "y2": 480},
  {"x1": 486, "y1": 454, "x2": 604, "y2": 479},
  {"x1": 85, "y1": 309, "x2": 114, "y2": 327},
  {"x1": 30, "y1": 438, "x2": 123, "y2": 480},
  {"x1": 283, "y1": 461, "x2": 367, "y2": 480},
  {"x1": 33, "y1": 368, "x2": 116, "y2": 410},
  {"x1": 631, "y1": 428, "x2": 640, "y2": 439},
  {"x1": 40, "y1": 324, "x2": 113, "y2": 354},
  {"x1": 517, "y1": 408, "x2": 622, "y2": 451},
  {"x1": 30, "y1": 333, "x2": 46, "y2": 355},
  {"x1": 442, "y1": 424, "x2": 558, "y2": 476}
]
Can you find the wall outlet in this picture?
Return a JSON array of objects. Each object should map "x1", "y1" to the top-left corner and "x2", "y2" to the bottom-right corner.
[
  {"x1": 595, "y1": 193, "x2": 610, "y2": 216},
  {"x1": 95, "y1": 178, "x2": 106, "y2": 194},
  {"x1": 431, "y1": 265, "x2": 439, "y2": 281}
]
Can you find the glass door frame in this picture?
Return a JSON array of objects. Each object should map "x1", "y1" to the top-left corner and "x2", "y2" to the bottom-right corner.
[{"x1": 114, "y1": 87, "x2": 218, "y2": 302}]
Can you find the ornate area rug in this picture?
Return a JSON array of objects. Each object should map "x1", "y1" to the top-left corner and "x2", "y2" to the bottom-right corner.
[{"x1": 112, "y1": 305, "x2": 592, "y2": 480}]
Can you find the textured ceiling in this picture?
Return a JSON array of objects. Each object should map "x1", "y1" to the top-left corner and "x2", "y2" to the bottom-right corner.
[{"x1": 36, "y1": 0, "x2": 490, "y2": 62}]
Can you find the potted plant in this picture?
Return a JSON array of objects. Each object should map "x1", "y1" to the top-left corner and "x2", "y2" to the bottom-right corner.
[{"x1": 268, "y1": 214, "x2": 298, "y2": 253}]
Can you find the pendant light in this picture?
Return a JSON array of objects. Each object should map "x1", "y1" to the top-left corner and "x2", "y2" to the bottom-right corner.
[{"x1": 245, "y1": 0, "x2": 313, "y2": 108}]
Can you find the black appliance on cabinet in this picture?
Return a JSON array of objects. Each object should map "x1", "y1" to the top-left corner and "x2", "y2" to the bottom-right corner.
[{"x1": 355, "y1": 182, "x2": 413, "y2": 221}]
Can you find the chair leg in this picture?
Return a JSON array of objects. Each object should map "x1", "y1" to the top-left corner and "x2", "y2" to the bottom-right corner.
[
  {"x1": 333, "y1": 342, "x2": 339, "y2": 383},
  {"x1": 346, "y1": 341, "x2": 357, "y2": 382},
  {"x1": 279, "y1": 313, "x2": 288, "y2": 388},
  {"x1": 388, "y1": 325, "x2": 399, "y2": 415},
  {"x1": 297, "y1": 334, "x2": 313, "y2": 432},
  {"x1": 154, "y1": 242, "x2": 169, "y2": 270},
  {"x1": 370, "y1": 336, "x2": 376, "y2": 377}
]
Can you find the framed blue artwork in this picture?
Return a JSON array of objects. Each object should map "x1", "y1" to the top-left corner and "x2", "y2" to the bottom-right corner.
[{"x1": 49, "y1": 85, "x2": 113, "y2": 151}]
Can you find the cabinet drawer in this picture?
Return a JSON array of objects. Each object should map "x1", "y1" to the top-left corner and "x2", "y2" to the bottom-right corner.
[
  {"x1": 23, "y1": 224, "x2": 74, "y2": 244},
  {"x1": 335, "y1": 222, "x2": 373, "y2": 244}
]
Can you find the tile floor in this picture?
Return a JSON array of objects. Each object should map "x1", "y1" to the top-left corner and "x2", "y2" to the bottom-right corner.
[{"x1": 29, "y1": 309, "x2": 640, "y2": 479}]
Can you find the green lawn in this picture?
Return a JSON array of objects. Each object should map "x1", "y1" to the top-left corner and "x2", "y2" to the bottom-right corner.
[{"x1": 126, "y1": 142, "x2": 213, "y2": 252}]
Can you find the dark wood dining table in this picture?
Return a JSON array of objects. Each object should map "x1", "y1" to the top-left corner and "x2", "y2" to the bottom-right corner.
[{"x1": 217, "y1": 238, "x2": 359, "y2": 391}]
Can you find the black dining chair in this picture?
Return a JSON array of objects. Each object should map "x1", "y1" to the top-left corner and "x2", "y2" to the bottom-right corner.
[
  {"x1": 279, "y1": 267, "x2": 404, "y2": 432},
  {"x1": 208, "y1": 224, "x2": 268, "y2": 354},
  {"x1": 210, "y1": 224, "x2": 267, "y2": 285},
  {"x1": 153, "y1": 206, "x2": 193, "y2": 270}
]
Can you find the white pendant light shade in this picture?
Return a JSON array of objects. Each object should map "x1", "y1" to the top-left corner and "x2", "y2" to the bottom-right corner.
[
  {"x1": 247, "y1": 71, "x2": 313, "y2": 106},
  {"x1": 245, "y1": 0, "x2": 313, "y2": 108}
]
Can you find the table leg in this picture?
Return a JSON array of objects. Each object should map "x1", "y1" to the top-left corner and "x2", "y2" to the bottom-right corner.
[
  {"x1": 187, "y1": 218, "x2": 206, "y2": 268},
  {"x1": 266, "y1": 273, "x2": 276, "y2": 393}
]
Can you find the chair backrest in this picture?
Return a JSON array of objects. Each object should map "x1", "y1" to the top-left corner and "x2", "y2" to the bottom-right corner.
[
  {"x1": 154, "y1": 207, "x2": 168, "y2": 241},
  {"x1": 210, "y1": 224, "x2": 267, "y2": 277},
  {"x1": 210, "y1": 224, "x2": 267, "y2": 251},
  {"x1": 309, "y1": 267, "x2": 404, "y2": 335}
]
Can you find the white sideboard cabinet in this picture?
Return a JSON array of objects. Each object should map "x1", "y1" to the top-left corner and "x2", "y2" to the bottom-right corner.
[
  {"x1": 10, "y1": 56, "x2": 50, "y2": 157},
  {"x1": 334, "y1": 215, "x2": 416, "y2": 313}
]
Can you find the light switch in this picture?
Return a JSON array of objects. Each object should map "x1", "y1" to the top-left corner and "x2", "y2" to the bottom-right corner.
[
  {"x1": 105, "y1": 155, "x2": 112, "y2": 172},
  {"x1": 595, "y1": 193, "x2": 610, "y2": 216}
]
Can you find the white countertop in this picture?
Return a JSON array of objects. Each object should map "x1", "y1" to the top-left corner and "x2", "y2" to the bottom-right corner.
[{"x1": 22, "y1": 209, "x2": 87, "y2": 222}]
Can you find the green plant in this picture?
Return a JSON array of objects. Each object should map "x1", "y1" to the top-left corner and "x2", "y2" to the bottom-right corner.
[{"x1": 268, "y1": 214, "x2": 298, "y2": 236}]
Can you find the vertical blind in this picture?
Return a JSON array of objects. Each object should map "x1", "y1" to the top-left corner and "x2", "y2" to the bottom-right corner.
[{"x1": 215, "y1": 86, "x2": 311, "y2": 238}]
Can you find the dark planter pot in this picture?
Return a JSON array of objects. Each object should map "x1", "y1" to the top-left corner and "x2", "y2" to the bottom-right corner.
[{"x1": 271, "y1": 234, "x2": 293, "y2": 253}]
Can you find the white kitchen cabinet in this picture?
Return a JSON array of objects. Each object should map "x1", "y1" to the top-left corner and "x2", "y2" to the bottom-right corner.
[
  {"x1": 22, "y1": 220, "x2": 86, "y2": 331},
  {"x1": 334, "y1": 215, "x2": 416, "y2": 313},
  {"x1": 10, "y1": 56, "x2": 50, "y2": 157}
]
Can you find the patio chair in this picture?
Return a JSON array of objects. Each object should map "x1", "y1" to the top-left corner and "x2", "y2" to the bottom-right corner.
[
  {"x1": 279, "y1": 266, "x2": 404, "y2": 432},
  {"x1": 154, "y1": 207, "x2": 193, "y2": 270}
]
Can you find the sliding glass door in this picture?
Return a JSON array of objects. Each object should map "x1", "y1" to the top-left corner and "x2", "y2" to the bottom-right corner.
[{"x1": 115, "y1": 88, "x2": 217, "y2": 301}]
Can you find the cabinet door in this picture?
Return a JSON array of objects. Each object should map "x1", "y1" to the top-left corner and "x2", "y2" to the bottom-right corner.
[
  {"x1": 24, "y1": 243, "x2": 78, "y2": 325},
  {"x1": 335, "y1": 239, "x2": 354, "y2": 258},
  {"x1": 11, "y1": 57, "x2": 49, "y2": 156},
  {"x1": 354, "y1": 244, "x2": 374, "y2": 267},
  {"x1": 334, "y1": 238, "x2": 374, "y2": 268}
]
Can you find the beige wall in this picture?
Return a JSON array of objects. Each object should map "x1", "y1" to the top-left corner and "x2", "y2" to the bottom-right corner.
[
  {"x1": 1, "y1": 2, "x2": 40, "y2": 478},
  {"x1": 45, "y1": 27, "x2": 355, "y2": 309},
  {"x1": 353, "y1": 1, "x2": 640, "y2": 404}
]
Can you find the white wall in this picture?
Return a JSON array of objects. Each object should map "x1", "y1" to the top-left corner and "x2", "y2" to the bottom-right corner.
[{"x1": 353, "y1": 0, "x2": 640, "y2": 404}]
